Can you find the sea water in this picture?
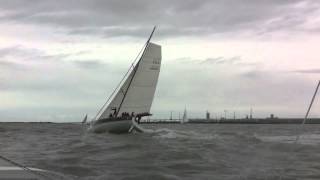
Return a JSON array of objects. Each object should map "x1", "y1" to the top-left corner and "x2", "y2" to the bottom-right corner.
[{"x1": 1, "y1": 123, "x2": 320, "y2": 180}]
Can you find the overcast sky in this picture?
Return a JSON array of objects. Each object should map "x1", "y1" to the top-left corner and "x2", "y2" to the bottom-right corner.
[{"x1": 1, "y1": 0, "x2": 320, "y2": 122}]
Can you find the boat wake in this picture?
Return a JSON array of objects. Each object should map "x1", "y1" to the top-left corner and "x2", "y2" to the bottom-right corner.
[{"x1": 149, "y1": 128, "x2": 218, "y2": 141}]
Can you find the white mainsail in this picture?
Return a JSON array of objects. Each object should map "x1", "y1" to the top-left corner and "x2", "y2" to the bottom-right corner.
[
  {"x1": 97, "y1": 42, "x2": 161, "y2": 120},
  {"x1": 181, "y1": 107, "x2": 188, "y2": 123},
  {"x1": 82, "y1": 114, "x2": 87, "y2": 124}
]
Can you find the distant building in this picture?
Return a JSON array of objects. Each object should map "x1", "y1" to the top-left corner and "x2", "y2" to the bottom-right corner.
[
  {"x1": 268, "y1": 114, "x2": 278, "y2": 119},
  {"x1": 206, "y1": 111, "x2": 210, "y2": 120}
]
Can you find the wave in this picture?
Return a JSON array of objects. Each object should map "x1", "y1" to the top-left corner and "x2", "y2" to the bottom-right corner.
[
  {"x1": 149, "y1": 127, "x2": 219, "y2": 141},
  {"x1": 255, "y1": 133, "x2": 320, "y2": 145}
]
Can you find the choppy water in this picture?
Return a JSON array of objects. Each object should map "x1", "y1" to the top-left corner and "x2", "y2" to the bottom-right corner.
[{"x1": 1, "y1": 123, "x2": 320, "y2": 180}]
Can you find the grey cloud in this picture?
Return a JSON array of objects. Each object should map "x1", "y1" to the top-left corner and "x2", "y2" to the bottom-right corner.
[
  {"x1": 0, "y1": 46, "x2": 103, "y2": 68},
  {"x1": 2, "y1": 64, "x2": 117, "y2": 97},
  {"x1": 72, "y1": 60, "x2": 107, "y2": 69},
  {"x1": 173, "y1": 57, "x2": 198, "y2": 64},
  {"x1": 0, "y1": 46, "x2": 110, "y2": 94},
  {"x1": 176, "y1": 56, "x2": 258, "y2": 68},
  {"x1": 0, "y1": 46, "x2": 44, "y2": 58},
  {"x1": 0, "y1": 0, "x2": 319, "y2": 39},
  {"x1": 0, "y1": 60, "x2": 28, "y2": 72},
  {"x1": 291, "y1": 69, "x2": 320, "y2": 74},
  {"x1": 68, "y1": 26, "x2": 224, "y2": 39},
  {"x1": 0, "y1": 46, "x2": 70, "y2": 65},
  {"x1": 0, "y1": 49, "x2": 126, "y2": 121},
  {"x1": 0, "y1": 46, "x2": 44, "y2": 71},
  {"x1": 69, "y1": 26, "x2": 151, "y2": 38},
  {"x1": 0, "y1": 60, "x2": 17, "y2": 67},
  {"x1": 152, "y1": 58, "x2": 317, "y2": 118},
  {"x1": 200, "y1": 56, "x2": 241, "y2": 65},
  {"x1": 1, "y1": 53, "x2": 317, "y2": 120},
  {"x1": 240, "y1": 70, "x2": 263, "y2": 79}
]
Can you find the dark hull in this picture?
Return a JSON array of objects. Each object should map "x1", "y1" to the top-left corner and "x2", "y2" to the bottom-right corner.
[{"x1": 89, "y1": 118, "x2": 132, "y2": 134}]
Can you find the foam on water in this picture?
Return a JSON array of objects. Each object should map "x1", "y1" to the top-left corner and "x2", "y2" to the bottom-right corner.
[{"x1": 151, "y1": 128, "x2": 218, "y2": 141}]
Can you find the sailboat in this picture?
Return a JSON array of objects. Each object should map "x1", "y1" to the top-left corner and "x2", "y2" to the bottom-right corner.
[
  {"x1": 82, "y1": 114, "x2": 87, "y2": 124},
  {"x1": 88, "y1": 27, "x2": 161, "y2": 134},
  {"x1": 181, "y1": 107, "x2": 188, "y2": 124}
]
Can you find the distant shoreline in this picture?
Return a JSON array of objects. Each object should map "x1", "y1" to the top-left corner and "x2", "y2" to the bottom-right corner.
[
  {"x1": 141, "y1": 118, "x2": 320, "y2": 124},
  {"x1": 1, "y1": 118, "x2": 320, "y2": 124}
]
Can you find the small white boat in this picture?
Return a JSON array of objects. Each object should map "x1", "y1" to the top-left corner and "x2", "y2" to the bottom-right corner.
[
  {"x1": 181, "y1": 106, "x2": 188, "y2": 124},
  {"x1": 88, "y1": 27, "x2": 162, "y2": 134},
  {"x1": 0, "y1": 156, "x2": 69, "y2": 180},
  {"x1": 81, "y1": 114, "x2": 87, "y2": 124}
]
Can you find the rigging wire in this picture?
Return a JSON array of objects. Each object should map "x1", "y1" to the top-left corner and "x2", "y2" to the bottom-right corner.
[
  {"x1": 93, "y1": 26, "x2": 156, "y2": 120},
  {"x1": 116, "y1": 26, "x2": 156, "y2": 117},
  {"x1": 92, "y1": 40, "x2": 148, "y2": 121},
  {"x1": 0, "y1": 155, "x2": 56, "y2": 180}
]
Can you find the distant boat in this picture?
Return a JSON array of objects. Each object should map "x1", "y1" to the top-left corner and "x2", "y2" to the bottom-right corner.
[
  {"x1": 88, "y1": 27, "x2": 161, "y2": 134},
  {"x1": 82, "y1": 114, "x2": 87, "y2": 124},
  {"x1": 181, "y1": 107, "x2": 188, "y2": 124}
]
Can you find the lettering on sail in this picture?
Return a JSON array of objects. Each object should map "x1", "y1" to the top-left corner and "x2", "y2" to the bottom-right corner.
[{"x1": 150, "y1": 58, "x2": 160, "y2": 70}]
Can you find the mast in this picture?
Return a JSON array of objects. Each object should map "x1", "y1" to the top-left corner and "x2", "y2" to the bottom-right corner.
[
  {"x1": 116, "y1": 26, "x2": 157, "y2": 117},
  {"x1": 302, "y1": 80, "x2": 320, "y2": 125},
  {"x1": 295, "y1": 80, "x2": 320, "y2": 143}
]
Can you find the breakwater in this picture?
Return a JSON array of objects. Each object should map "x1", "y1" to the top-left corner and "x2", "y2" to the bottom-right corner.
[{"x1": 141, "y1": 118, "x2": 320, "y2": 124}]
